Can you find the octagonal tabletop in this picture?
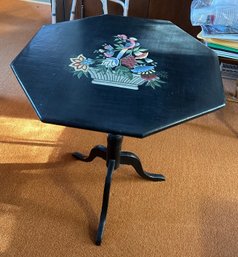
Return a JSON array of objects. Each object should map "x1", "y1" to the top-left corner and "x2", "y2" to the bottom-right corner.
[{"x1": 11, "y1": 15, "x2": 225, "y2": 138}]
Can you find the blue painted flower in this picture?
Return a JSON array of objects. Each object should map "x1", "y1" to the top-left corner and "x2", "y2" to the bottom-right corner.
[
  {"x1": 81, "y1": 58, "x2": 94, "y2": 65},
  {"x1": 102, "y1": 57, "x2": 120, "y2": 68},
  {"x1": 131, "y1": 65, "x2": 154, "y2": 74},
  {"x1": 103, "y1": 44, "x2": 115, "y2": 58}
]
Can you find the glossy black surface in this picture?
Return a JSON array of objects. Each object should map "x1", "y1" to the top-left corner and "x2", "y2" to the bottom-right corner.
[{"x1": 11, "y1": 15, "x2": 225, "y2": 138}]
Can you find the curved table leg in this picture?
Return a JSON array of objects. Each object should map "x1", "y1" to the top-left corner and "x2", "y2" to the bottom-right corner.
[
  {"x1": 72, "y1": 145, "x2": 107, "y2": 162},
  {"x1": 120, "y1": 151, "x2": 165, "y2": 181},
  {"x1": 96, "y1": 159, "x2": 115, "y2": 245}
]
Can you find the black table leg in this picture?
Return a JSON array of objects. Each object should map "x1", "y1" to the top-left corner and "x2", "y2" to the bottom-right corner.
[
  {"x1": 120, "y1": 151, "x2": 165, "y2": 181},
  {"x1": 96, "y1": 159, "x2": 115, "y2": 245},
  {"x1": 72, "y1": 145, "x2": 107, "y2": 162},
  {"x1": 72, "y1": 134, "x2": 165, "y2": 245}
]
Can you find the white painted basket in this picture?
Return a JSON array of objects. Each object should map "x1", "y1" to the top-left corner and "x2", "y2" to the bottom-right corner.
[{"x1": 88, "y1": 68, "x2": 145, "y2": 90}]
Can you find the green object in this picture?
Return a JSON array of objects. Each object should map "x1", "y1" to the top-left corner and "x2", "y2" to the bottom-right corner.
[{"x1": 208, "y1": 43, "x2": 238, "y2": 53}]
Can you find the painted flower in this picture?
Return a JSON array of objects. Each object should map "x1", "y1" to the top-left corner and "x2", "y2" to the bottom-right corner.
[
  {"x1": 131, "y1": 65, "x2": 154, "y2": 74},
  {"x1": 69, "y1": 54, "x2": 94, "y2": 72},
  {"x1": 134, "y1": 52, "x2": 149, "y2": 59},
  {"x1": 69, "y1": 34, "x2": 167, "y2": 90},
  {"x1": 117, "y1": 34, "x2": 127, "y2": 40},
  {"x1": 132, "y1": 65, "x2": 159, "y2": 81},
  {"x1": 121, "y1": 56, "x2": 137, "y2": 68},
  {"x1": 141, "y1": 74, "x2": 158, "y2": 81},
  {"x1": 102, "y1": 57, "x2": 119, "y2": 68},
  {"x1": 102, "y1": 44, "x2": 115, "y2": 58}
]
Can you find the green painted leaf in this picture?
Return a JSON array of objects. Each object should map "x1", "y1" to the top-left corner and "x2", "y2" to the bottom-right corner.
[
  {"x1": 133, "y1": 47, "x2": 140, "y2": 52},
  {"x1": 153, "y1": 81, "x2": 162, "y2": 87},
  {"x1": 156, "y1": 78, "x2": 166, "y2": 84},
  {"x1": 127, "y1": 72, "x2": 133, "y2": 80},
  {"x1": 136, "y1": 60, "x2": 145, "y2": 64},
  {"x1": 77, "y1": 71, "x2": 84, "y2": 79},
  {"x1": 120, "y1": 66, "x2": 130, "y2": 72},
  {"x1": 133, "y1": 51, "x2": 142, "y2": 55},
  {"x1": 139, "y1": 48, "x2": 148, "y2": 52},
  {"x1": 145, "y1": 58, "x2": 153, "y2": 63},
  {"x1": 96, "y1": 65, "x2": 107, "y2": 73}
]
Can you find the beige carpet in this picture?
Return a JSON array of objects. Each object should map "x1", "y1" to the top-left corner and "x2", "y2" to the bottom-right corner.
[{"x1": 0, "y1": 1, "x2": 238, "y2": 256}]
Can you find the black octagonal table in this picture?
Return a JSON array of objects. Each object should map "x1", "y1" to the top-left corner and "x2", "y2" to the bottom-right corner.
[{"x1": 11, "y1": 15, "x2": 225, "y2": 245}]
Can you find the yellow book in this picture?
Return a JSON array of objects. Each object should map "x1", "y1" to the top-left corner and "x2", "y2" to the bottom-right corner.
[{"x1": 197, "y1": 32, "x2": 238, "y2": 50}]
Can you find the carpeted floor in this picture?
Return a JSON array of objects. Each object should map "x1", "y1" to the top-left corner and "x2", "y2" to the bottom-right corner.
[{"x1": 0, "y1": 1, "x2": 238, "y2": 256}]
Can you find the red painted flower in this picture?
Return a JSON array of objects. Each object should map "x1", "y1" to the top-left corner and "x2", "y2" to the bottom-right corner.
[
  {"x1": 141, "y1": 74, "x2": 157, "y2": 81},
  {"x1": 121, "y1": 56, "x2": 137, "y2": 69}
]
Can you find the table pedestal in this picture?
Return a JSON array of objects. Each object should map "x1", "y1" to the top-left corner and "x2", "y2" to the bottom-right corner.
[{"x1": 72, "y1": 134, "x2": 165, "y2": 245}]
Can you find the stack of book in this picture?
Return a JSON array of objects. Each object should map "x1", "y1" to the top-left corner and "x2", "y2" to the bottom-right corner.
[
  {"x1": 197, "y1": 32, "x2": 238, "y2": 61},
  {"x1": 190, "y1": 0, "x2": 238, "y2": 61},
  {"x1": 190, "y1": 0, "x2": 238, "y2": 101},
  {"x1": 197, "y1": 31, "x2": 238, "y2": 101}
]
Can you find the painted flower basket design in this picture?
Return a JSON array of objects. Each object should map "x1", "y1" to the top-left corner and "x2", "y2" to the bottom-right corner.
[{"x1": 69, "y1": 34, "x2": 167, "y2": 90}]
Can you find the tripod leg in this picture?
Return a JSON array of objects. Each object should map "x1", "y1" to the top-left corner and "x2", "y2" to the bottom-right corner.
[
  {"x1": 120, "y1": 151, "x2": 165, "y2": 181},
  {"x1": 72, "y1": 145, "x2": 107, "y2": 162},
  {"x1": 96, "y1": 159, "x2": 115, "y2": 245}
]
